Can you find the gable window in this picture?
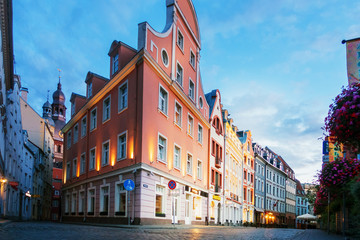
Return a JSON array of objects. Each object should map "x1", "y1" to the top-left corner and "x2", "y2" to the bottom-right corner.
[
  {"x1": 88, "y1": 82, "x2": 92, "y2": 98},
  {"x1": 80, "y1": 153, "x2": 86, "y2": 174},
  {"x1": 113, "y1": 53, "x2": 119, "y2": 74},
  {"x1": 81, "y1": 116, "x2": 87, "y2": 137},
  {"x1": 187, "y1": 114, "x2": 194, "y2": 136},
  {"x1": 173, "y1": 145, "x2": 181, "y2": 169},
  {"x1": 90, "y1": 108, "x2": 97, "y2": 131},
  {"x1": 158, "y1": 86, "x2": 168, "y2": 115},
  {"x1": 199, "y1": 97, "x2": 203, "y2": 108},
  {"x1": 89, "y1": 147, "x2": 96, "y2": 170},
  {"x1": 161, "y1": 49, "x2": 169, "y2": 67},
  {"x1": 72, "y1": 158, "x2": 77, "y2": 177},
  {"x1": 198, "y1": 124, "x2": 203, "y2": 144},
  {"x1": 186, "y1": 153, "x2": 192, "y2": 175},
  {"x1": 71, "y1": 102, "x2": 75, "y2": 116},
  {"x1": 118, "y1": 82, "x2": 128, "y2": 112},
  {"x1": 117, "y1": 132, "x2": 127, "y2": 160},
  {"x1": 190, "y1": 50, "x2": 195, "y2": 68},
  {"x1": 102, "y1": 141, "x2": 110, "y2": 166},
  {"x1": 189, "y1": 79, "x2": 195, "y2": 100},
  {"x1": 158, "y1": 134, "x2": 167, "y2": 163},
  {"x1": 67, "y1": 131, "x2": 72, "y2": 149},
  {"x1": 176, "y1": 63, "x2": 183, "y2": 86},
  {"x1": 197, "y1": 160, "x2": 202, "y2": 180},
  {"x1": 103, "y1": 96, "x2": 111, "y2": 122},
  {"x1": 174, "y1": 102, "x2": 182, "y2": 127},
  {"x1": 73, "y1": 124, "x2": 79, "y2": 143},
  {"x1": 177, "y1": 29, "x2": 184, "y2": 50}
]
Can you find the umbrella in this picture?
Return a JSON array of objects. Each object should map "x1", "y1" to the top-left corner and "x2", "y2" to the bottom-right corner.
[{"x1": 296, "y1": 213, "x2": 317, "y2": 220}]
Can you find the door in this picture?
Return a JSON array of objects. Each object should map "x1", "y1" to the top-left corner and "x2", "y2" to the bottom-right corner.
[
  {"x1": 172, "y1": 197, "x2": 179, "y2": 224},
  {"x1": 217, "y1": 203, "x2": 221, "y2": 224},
  {"x1": 185, "y1": 194, "x2": 191, "y2": 224}
]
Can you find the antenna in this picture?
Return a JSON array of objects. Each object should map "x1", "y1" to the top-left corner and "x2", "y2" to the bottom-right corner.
[{"x1": 47, "y1": 90, "x2": 50, "y2": 101}]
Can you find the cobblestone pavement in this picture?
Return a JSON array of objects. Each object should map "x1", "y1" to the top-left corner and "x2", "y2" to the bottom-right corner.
[{"x1": 0, "y1": 222, "x2": 346, "y2": 240}]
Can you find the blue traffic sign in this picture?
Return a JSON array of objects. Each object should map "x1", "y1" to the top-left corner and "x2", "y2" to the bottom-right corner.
[{"x1": 124, "y1": 179, "x2": 135, "y2": 191}]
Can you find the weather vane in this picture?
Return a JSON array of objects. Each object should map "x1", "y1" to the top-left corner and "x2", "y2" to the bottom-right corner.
[
  {"x1": 47, "y1": 90, "x2": 50, "y2": 101},
  {"x1": 57, "y1": 68, "x2": 61, "y2": 83}
]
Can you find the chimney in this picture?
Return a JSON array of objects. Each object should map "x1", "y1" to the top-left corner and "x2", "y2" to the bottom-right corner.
[{"x1": 20, "y1": 87, "x2": 29, "y2": 102}]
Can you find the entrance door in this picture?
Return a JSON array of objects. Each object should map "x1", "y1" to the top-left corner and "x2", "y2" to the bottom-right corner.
[
  {"x1": 172, "y1": 197, "x2": 179, "y2": 224},
  {"x1": 217, "y1": 203, "x2": 221, "y2": 224},
  {"x1": 185, "y1": 194, "x2": 191, "y2": 224}
]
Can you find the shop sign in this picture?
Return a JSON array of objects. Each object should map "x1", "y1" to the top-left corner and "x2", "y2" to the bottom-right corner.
[
  {"x1": 25, "y1": 191, "x2": 31, "y2": 197},
  {"x1": 213, "y1": 195, "x2": 221, "y2": 201},
  {"x1": 191, "y1": 188, "x2": 199, "y2": 194}
]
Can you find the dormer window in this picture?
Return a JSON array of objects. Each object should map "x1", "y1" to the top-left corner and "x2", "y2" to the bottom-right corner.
[
  {"x1": 88, "y1": 82, "x2": 92, "y2": 98},
  {"x1": 71, "y1": 102, "x2": 75, "y2": 116},
  {"x1": 113, "y1": 53, "x2": 119, "y2": 74}
]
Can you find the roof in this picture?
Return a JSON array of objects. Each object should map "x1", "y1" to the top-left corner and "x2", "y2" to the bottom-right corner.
[
  {"x1": 205, "y1": 89, "x2": 217, "y2": 117},
  {"x1": 295, "y1": 179, "x2": 306, "y2": 196},
  {"x1": 85, "y1": 71, "x2": 109, "y2": 84}
]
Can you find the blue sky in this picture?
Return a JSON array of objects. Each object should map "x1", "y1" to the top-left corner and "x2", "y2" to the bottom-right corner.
[{"x1": 13, "y1": 0, "x2": 360, "y2": 183}]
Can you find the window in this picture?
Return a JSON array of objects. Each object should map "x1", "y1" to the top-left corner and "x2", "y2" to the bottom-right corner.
[
  {"x1": 71, "y1": 102, "x2": 75, "y2": 116},
  {"x1": 161, "y1": 49, "x2": 169, "y2": 67},
  {"x1": 73, "y1": 124, "x2": 79, "y2": 143},
  {"x1": 190, "y1": 50, "x2": 195, "y2": 68},
  {"x1": 71, "y1": 193, "x2": 77, "y2": 214},
  {"x1": 102, "y1": 141, "x2": 110, "y2": 166},
  {"x1": 67, "y1": 131, "x2": 72, "y2": 149},
  {"x1": 81, "y1": 116, "x2": 87, "y2": 137},
  {"x1": 113, "y1": 53, "x2": 119, "y2": 74},
  {"x1": 66, "y1": 161, "x2": 70, "y2": 180},
  {"x1": 103, "y1": 96, "x2": 111, "y2": 122},
  {"x1": 90, "y1": 108, "x2": 97, "y2": 131},
  {"x1": 88, "y1": 189, "x2": 95, "y2": 214},
  {"x1": 198, "y1": 124, "x2": 203, "y2": 144},
  {"x1": 100, "y1": 186, "x2": 109, "y2": 215},
  {"x1": 199, "y1": 97, "x2": 203, "y2": 108},
  {"x1": 88, "y1": 82, "x2": 92, "y2": 98},
  {"x1": 187, "y1": 114, "x2": 194, "y2": 136},
  {"x1": 174, "y1": 145, "x2": 181, "y2": 169},
  {"x1": 117, "y1": 132, "x2": 127, "y2": 160},
  {"x1": 89, "y1": 147, "x2": 96, "y2": 170},
  {"x1": 176, "y1": 63, "x2": 183, "y2": 86},
  {"x1": 80, "y1": 153, "x2": 86, "y2": 174},
  {"x1": 197, "y1": 160, "x2": 202, "y2": 180},
  {"x1": 174, "y1": 102, "x2": 182, "y2": 127},
  {"x1": 189, "y1": 79, "x2": 195, "y2": 100},
  {"x1": 177, "y1": 29, "x2": 184, "y2": 50},
  {"x1": 118, "y1": 82, "x2": 128, "y2": 112},
  {"x1": 157, "y1": 134, "x2": 167, "y2": 163},
  {"x1": 115, "y1": 183, "x2": 127, "y2": 216},
  {"x1": 78, "y1": 191, "x2": 85, "y2": 214},
  {"x1": 155, "y1": 185, "x2": 165, "y2": 216},
  {"x1": 64, "y1": 194, "x2": 70, "y2": 214},
  {"x1": 158, "y1": 86, "x2": 168, "y2": 115},
  {"x1": 186, "y1": 153, "x2": 192, "y2": 175},
  {"x1": 72, "y1": 158, "x2": 77, "y2": 177}
]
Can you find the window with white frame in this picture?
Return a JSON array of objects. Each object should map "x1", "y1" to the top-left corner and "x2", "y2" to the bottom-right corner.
[
  {"x1": 73, "y1": 124, "x2": 78, "y2": 143},
  {"x1": 158, "y1": 86, "x2": 168, "y2": 115},
  {"x1": 87, "y1": 189, "x2": 95, "y2": 214},
  {"x1": 80, "y1": 153, "x2": 86, "y2": 174},
  {"x1": 174, "y1": 102, "x2": 182, "y2": 126},
  {"x1": 66, "y1": 161, "x2": 70, "y2": 180},
  {"x1": 100, "y1": 186, "x2": 109, "y2": 214},
  {"x1": 189, "y1": 79, "x2": 195, "y2": 100},
  {"x1": 176, "y1": 63, "x2": 183, "y2": 86},
  {"x1": 81, "y1": 116, "x2": 87, "y2": 137},
  {"x1": 102, "y1": 141, "x2": 110, "y2": 166},
  {"x1": 155, "y1": 185, "x2": 165, "y2": 216},
  {"x1": 103, "y1": 96, "x2": 111, "y2": 122},
  {"x1": 90, "y1": 108, "x2": 97, "y2": 131},
  {"x1": 117, "y1": 132, "x2": 127, "y2": 160},
  {"x1": 67, "y1": 131, "x2": 72, "y2": 149},
  {"x1": 79, "y1": 191, "x2": 85, "y2": 213},
  {"x1": 177, "y1": 29, "x2": 184, "y2": 50},
  {"x1": 173, "y1": 145, "x2": 181, "y2": 169},
  {"x1": 113, "y1": 53, "x2": 119, "y2": 74},
  {"x1": 157, "y1": 134, "x2": 167, "y2": 163},
  {"x1": 89, "y1": 147, "x2": 96, "y2": 170},
  {"x1": 88, "y1": 82, "x2": 92, "y2": 98},
  {"x1": 197, "y1": 160, "x2": 202, "y2": 180},
  {"x1": 71, "y1": 192, "x2": 77, "y2": 213},
  {"x1": 115, "y1": 183, "x2": 127, "y2": 216},
  {"x1": 187, "y1": 115, "x2": 194, "y2": 136},
  {"x1": 190, "y1": 50, "x2": 195, "y2": 68},
  {"x1": 186, "y1": 153, "x2": 192, "y2": 175},
  {"x1": 198, "y1": 124, "x2": 203, "y2": 144},
  {"x1": 118, "y1": 82, "x2": 128, "y2": 112},
  {"x1": 72, "y1": 158, "x2": 77, "y2": 177}
]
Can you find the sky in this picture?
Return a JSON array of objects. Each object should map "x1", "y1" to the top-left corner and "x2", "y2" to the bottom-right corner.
[{"x1": 13, "y1": 0, "x2": 360, "y2": 184}]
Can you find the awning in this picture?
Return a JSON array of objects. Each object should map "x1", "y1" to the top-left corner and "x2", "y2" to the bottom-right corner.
[{"x1": 255, "y1": 207, "x2": 264, "y2": 212}]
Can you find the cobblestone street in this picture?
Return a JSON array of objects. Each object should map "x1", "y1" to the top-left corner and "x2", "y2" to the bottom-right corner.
[{"x1": 0, "y1": 222, "x2": 345, "y2": 240}]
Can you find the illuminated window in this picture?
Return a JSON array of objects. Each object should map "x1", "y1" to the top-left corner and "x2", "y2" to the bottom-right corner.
[
  {"x1": 117, "y1": 132, "x2": 127, "y2": 160},
  {"x1": 113, "y1": 53, "x2": 119, "y2": 74},
  {"x1": 157, "y1": 134, "x2": 167, "y2": 163},
  {"x1": 87, "y1": 189, "x2": 95, "y2": 214},
  {"x1": 89, "y1": 147, "x2": 96, "y2": 170},
  {"x1": 186, "y1": 153, "x2": 193, "y2": 175},
  {"x1": 100, "y1": 186, "x2": 109, "y2": 215},
  {"x1": 118, "y1": 81, "x2": 128, "y2": 112},
  {"x1": 177, "y1": 29, "x2": 184, "y2": 50},
  {"x1": 81, "y1": 116, "x2": 87, "y2": 137},
  {"x1": 158, "y1": 86, "x2": 168, "y2": 115},
  {"x1": 155, "y1": 185, "x2": 165, "y2": 216},
  {"x1": 115, "y1": 183, "x2": 127, "y2": 216},
  {"x1": 90, "y1": 108, "x2": 97, "y2": 131},
  {"x1": 80, "y1": 153, "x2": 86, "y2": 174},
  {"x1": 103, "y1": 95, "x2": 111, "y2": 122},
  {"x1": 73, "y1": 124, "x2": 78, "y2": 144},
  {"x1": 176, "y1": 63, "x2": 183, "y2": 86},
  {"x1": 174, "y1": 102, "x2": 182, "y2": 127},
  {"x1": 102, "y1": 141, "x2": 110, "y2": 166}
]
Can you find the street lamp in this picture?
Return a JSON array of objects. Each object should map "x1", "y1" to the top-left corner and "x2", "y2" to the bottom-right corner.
[{"x1": 0, "y1": 178, "x2": 7, "y2": 183}]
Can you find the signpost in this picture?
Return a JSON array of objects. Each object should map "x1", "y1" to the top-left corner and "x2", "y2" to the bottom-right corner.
[
  {"x1": 124, "y1": 179, "x2": 135, "y2": 225},
  {"x1": 168, "y1": 180, "x2": 177, "y2": 225}
]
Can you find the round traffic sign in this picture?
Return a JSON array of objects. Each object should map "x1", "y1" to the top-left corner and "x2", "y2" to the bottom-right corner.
[
  {"x1": 124, "y1": 179, "x2": 135, "y2": 191},
  {"x1": 168, "y1": 180, "x2": 176, "y2": 190}
]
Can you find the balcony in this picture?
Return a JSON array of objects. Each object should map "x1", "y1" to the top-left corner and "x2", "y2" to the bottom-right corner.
[{"x1": 215, "y1": 157, "x2": 222, "y2": 168}]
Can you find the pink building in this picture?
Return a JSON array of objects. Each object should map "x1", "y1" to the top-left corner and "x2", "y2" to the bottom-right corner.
[{"x1": 62, "y1": 0, "x2": 210, "y2": 225}]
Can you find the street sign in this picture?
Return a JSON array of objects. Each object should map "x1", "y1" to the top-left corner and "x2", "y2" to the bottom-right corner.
[
  {"x1": 168, "y1": 180, "x2": 176, "y2": 190},
  {"x1": 124, "y1": 179, "x2": 135, "y2": 191}
]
